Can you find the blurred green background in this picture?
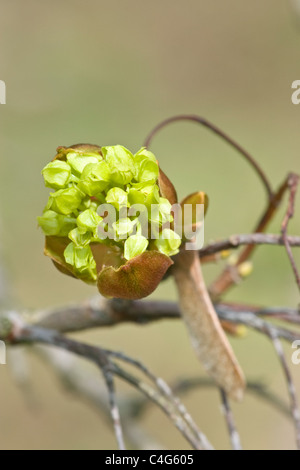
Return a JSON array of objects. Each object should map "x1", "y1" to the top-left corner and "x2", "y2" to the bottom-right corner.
[{"x1": 0, "y1": 0, "x2": 300, "y2": 450}]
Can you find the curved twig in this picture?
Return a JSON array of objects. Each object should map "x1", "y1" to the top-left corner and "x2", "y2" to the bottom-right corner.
[{"x1": 144, "y1": 114, "x2": 273, "y2": 200}]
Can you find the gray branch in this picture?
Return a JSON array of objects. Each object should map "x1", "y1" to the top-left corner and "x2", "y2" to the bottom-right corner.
[
  {"x1": 31, "y1": 297, "x2": 300, "y2": 344},
  {"x1": 0, "y1": 312, "x2": 213, "y2": 450},
  {"x1": 199, "y1": 233, "x2": 300, "y2": 258}
]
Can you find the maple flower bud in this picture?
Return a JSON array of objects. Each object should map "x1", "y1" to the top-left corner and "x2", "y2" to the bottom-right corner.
[{"x1": 38, "y1": 144, "x2": 181, "y2": 299}]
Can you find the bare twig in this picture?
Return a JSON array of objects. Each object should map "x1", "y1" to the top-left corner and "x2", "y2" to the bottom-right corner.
[
  {"x1": 37, "y1": 347, "x2": 163, "y2": 449},
  {"x1": 112, "y1": 365, "x2": 211, "y2": 450},
  {"x1": 31, "y1": 298, "x2": 300, "y2": 344},
  {"x1": 5, "y1": 297, "x2": 300, "y2": 449},
  {"x1": 199, "y1": 233, "x2": 300, "y2": 259},
  {"x1": 0, "y1": 218, "x2": 14, "y2": 308},
  {"x1": 219, "y1": 389, "x2": 242, "y2": 450},
  {"x1": 1, "y1": 314, "x2": 212, "y2": 450},
  {"x1": 106, "y1": 349, "x2": 213, "y2": 450},
  {"x1": 216, "y1": 307, "x2": 300, "y2": 343},
  {"x1": 35, "y1": 297, "x2": 179, "y2": 333},
  {"x1": 144, "y1": 114, "x2": 273, "y2": 199},
  {"x1": 2, "y1": 294, "x2": 300, "y2": 449},
  {"x1": 16, "y1": 322, "x2": 127, "y2": 450},
  {"x1": 254, "y1": 306, "x2": 300, "y2": 325},
  {"x1": 268, "y1": 331, "x2": 300, "y2": 450},
  {"x1": 210, "y1": 175, "x2": 294, "y2": 299},
  {"x1": 102, "y1": 370, "x2": 125, "y2": 450},
  {"x1": 171, "y1": 377, "x2": 291, "y2": 418},
  {"x1": 281, "y1": 173, "x2": 300, "y2": 291}
]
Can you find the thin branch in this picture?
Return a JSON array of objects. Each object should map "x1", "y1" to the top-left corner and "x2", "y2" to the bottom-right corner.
[
  {"x1": 281, "y1": 173, "x2": 300, "y2": 291},
  {"x1": 255, "y1": 306, "x2": 300, "y2": 325},
  {"x1": 2, "y1": 315, "x2": 212, "y2": 450},
  {"x1": 268, "y1": 331, "x2": 300, "y2": 450},
  {"x1": 105, "y1": 349, "x2": 213, "y2": 450},
  {"x1": 0, "y1": 217, "x2": 14, "y2": 308},
  {"x1": 35, "y1": 297, "x2": 179, "y2": 333},
  {"x1": 102, "y1": 369, "x2": 125, "y2": 450},
  {"x1": 144, "y1": 117, "x2": 298, "y2": 301},
  {"x1": 112, "y1": 365, "x2": 211, "y2": 450},
  {"x1": 199, "y1": 233, "x2": 300, "y2": 259},
  {"x1": 216, "y1": 307, "x2": 300, "y2": 343},
  {"x1": 171, "y1": 377, "x2": 291, "y2": 418},
  {"x1": 32, "y1": 298, "x2": 300, "y2": 344},
  {"x1": 209, "y1": 175, "x2": 294, "y2": 299},
  {"x1": 219, "y1": 388, "x2": 242, "y2": 451},
  {"x1": 15, "y1": 323, "x2": 126, "y2": 450},
  {"x1": 144, "y1": 114, "x2": 273, "y2": 199},
  {"x1": 3, "y1": 299, "x2": 300, "y2": 449},
  {"x1": 37, "y1": 346, "x2": 163, "y2": 450}
]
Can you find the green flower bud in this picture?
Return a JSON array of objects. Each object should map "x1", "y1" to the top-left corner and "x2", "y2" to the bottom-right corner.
[
  {"x1": 68, "y1": 227, "x2": 92, "y2": 247},
  {"x1": 149, "y1": 196, "x2": 173, "y2": 227},
  {"x1": 38, "y1": 210, "x2": 76, "y2": 236},
  {"x1": 102, "y1": 145, "x2": 135, "y2": 185},
  {"x1": 113, "y1": 218, "x2": 135, "y2": 239},
  {"x1": 77, "y1": 209, "x2": 102, "y2": 237},
  {"x1": 66, "y1": 152, "x2": 101, "y2": 176},
  {"x1": 78, "y1": 161, "x2": 111, "y2": 196},
  {"x1": 130, "y1": 181, "x2": 156, "y2": 193},
  {"x1": 64, "y1": 242, "x2": 97, "y2": 280},
  {"x1": 106, "y1": 187, "x2": 129, "y2": 210},
  {"x1": 134, "y1": 147, "x2": 157, "y2": 163},
  {"x1": 145, "y1": 184, "x2": 160, "y2": 207},
  {"x1": 134, "y1": 148, "x2": 159, "y2": 183},
  {"x1": 124, "y1": 235, "x2": 149, "y2": 260},
  {"x1": 154, "y1": 228, "x2": 181, "y2": 257},
  {"x1": 47, "y1": 187, "x2": 83, "y2": 215},
  {"x1": 42, "y1": 160, "x2": 71, "y2": 189},
  {"x1": 127, "y1": 188, "x2": 146, "y2": 206}
]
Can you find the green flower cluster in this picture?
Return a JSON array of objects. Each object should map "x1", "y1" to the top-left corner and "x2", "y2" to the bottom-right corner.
[{"x1": 38, "y1": 145, "x2": 182, "y2": 282}]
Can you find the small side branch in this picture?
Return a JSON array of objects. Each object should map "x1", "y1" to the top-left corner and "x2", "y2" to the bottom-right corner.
[
  {"x1": 199, "y1": 233, "x2": 300, "y2": 259},
  {"x1": 268, "y1": 331, "x2": 300, "y2": 450},
  {"x1": 172, "y1": 377, "x2": 291, "y2": 418},
  {"x1": 219, "y1": 389, "x2": 242, "y2": 450},
  {"x1": 209, "y1": 175, "x2": 295, "y2": 299},
  {"x1": 281, "y1": 173, "x2": 300, "y2": 291},
  {"x1": 102, "y1": 370, "x2": 125, "y2": 451}
]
